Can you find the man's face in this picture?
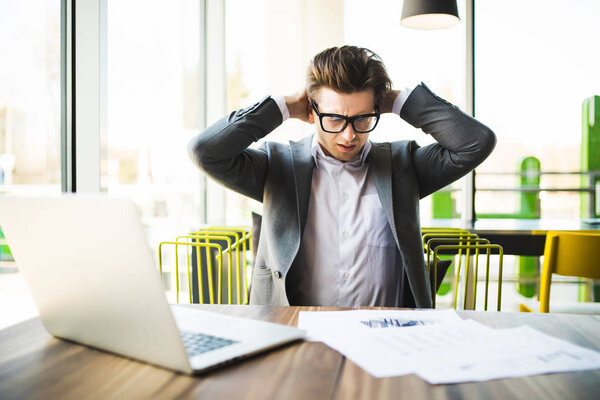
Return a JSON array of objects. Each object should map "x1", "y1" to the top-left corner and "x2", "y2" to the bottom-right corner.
[{"x1": 309, "y1": 87, "x2": 376, "y2": 162}]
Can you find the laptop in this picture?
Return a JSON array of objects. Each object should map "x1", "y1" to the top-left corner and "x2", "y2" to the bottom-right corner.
[{"x1": 0, "y1": 195, "x2": 305, "y2": 374}]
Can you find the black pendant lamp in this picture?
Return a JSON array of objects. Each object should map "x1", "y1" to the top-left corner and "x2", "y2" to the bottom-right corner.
[{"x1": 401, "y1": 0, "x2": 460, "y2": 30}]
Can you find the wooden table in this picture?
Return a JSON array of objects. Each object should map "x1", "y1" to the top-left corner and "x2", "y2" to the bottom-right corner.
[{"x1": 1, "y1": 305, "x2": 599, "y2": 399}]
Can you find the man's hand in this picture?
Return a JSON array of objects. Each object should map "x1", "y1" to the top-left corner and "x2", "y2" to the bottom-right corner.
[
  {"x1": 379, "y1": 89, "x2": 401, "y2": 114},
  {"x1": 285, "y1": 90, "x2": 312, "y2": 123}
]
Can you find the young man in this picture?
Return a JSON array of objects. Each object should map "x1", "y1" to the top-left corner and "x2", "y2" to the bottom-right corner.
[{"x1": 188, "y1": 46, "x2": 495, "y2": 308}]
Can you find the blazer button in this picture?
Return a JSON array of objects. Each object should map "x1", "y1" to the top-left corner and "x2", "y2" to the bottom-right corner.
[{"x1": 272, "y1": 270, "x2": 282, "y2": 279}]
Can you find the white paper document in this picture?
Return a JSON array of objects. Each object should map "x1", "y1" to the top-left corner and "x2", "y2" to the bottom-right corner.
[
  {"x1": 297, "y1": 310, "x2": 600, "y2": 383},
  {"x1": 329, "y1": 319, "x2": 493, "y2": 378},
  {"x1": 297, "y1": 309, "x2": 462, "y2": 342},
  {"x1": 414, "y1": 325, "x2": 600, "y2": 384}
]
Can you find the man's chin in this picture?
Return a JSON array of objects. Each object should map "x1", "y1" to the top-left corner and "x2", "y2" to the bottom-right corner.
[
  {"x1": 332, "y1": 150, "x2": 359, "y2": 162},
  {"x1": 333, "y1": 144, "x2": 360, "y2": 160}
]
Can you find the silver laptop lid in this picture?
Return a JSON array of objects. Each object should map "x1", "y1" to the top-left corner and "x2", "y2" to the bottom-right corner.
[{"x1": 0, "y1": 195, "x2": 192, "y2": 373}]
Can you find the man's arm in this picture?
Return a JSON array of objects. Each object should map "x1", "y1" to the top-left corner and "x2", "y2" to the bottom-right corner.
[
  {"x1": 187, "y1": 92, "x2": 312, "y2": 202},
  {"x1": 388, "y1": 83, "x2": 496, "y2": 198},
  {"x1": 187, "y1": 97, "x2": 282, "y2": 202}
]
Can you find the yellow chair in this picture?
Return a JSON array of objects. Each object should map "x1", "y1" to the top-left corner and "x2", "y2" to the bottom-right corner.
[
  {"x1": 189, "y1": 228, "x2": 251, "y2": 305},
  {"x1": 158, "y1": 240, "x2": 225, "y2": 304},
  {"x1": 158, "y1": 226, "x2": 252, "y2": 305},
  {"x1": 537, "y1": 231, "x2": 600, "y2": 313},
  {"x1": 429, "y1": 240, "x2": 504, "y2": 311},
  {"x1": 192, "y1": 227, "x2": 253, "y2": 290},
  {"x1": 421, "y1": 228, "x2": 473, "y2": 297},
  {"x1": 422, "y1": 229, "x2": 487, "y2": 307}
]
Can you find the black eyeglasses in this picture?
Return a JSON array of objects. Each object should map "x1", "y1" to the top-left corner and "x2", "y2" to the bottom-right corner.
[{"x1": 311, "y1": 102, "x2": 380, "y2": 134}]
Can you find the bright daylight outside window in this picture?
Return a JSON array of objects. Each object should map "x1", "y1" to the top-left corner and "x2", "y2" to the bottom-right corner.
[
  {"x1": 473, "y1": 0, "x2": 600, "y2": 307},
  {"x1": 0, "y1": 0, "x2": 61, "y2": 328},
  {"x1": 105, "y1": 0, "x2": 204, "y2": 245},
  {"x1": 474, "y1": 0, "x2": 600, "y2": 222},
  {"x1": 223, "y1": 0, "x2": 268, "y2": 227},
  {"x1": 105, "y1": 0, "x2": 205, "y2": 301},
  {"x1": 0, "y1": 1, "x2": 61, "y2": 195}
]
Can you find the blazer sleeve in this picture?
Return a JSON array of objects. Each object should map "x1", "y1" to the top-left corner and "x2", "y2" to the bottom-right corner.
[
  {"x1": 187, "y1": 96, "x2": 283, "y2": 203},
  {"x1": 400, "y1": 83, "x2": 496, "y2": 198}
]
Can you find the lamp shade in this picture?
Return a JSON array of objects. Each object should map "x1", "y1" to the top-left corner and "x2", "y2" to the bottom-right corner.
[{"x1": 401, "y1": 0, "x2": 460, "y2": 30}]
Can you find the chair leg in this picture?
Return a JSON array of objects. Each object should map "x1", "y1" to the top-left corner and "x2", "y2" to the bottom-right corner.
[{"x1": 519, "y1": 303, "x2": 534, "y2": 313}]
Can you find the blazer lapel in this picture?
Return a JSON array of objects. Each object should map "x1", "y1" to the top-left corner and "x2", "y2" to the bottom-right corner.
[
  {"x1": 290, "y1": 136, "x2": 315, "y2": 236},
  {"x1": 367, "y1": 142, "x2": 398, "y2": 241}
]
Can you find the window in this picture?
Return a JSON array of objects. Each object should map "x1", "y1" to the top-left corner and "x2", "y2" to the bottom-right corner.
[
  {"x1": 0, "y1": 1, "x2": 61, "y2": 194},
  {"x1": 105, "y1": 0, "x2": 204, "y2": 243},
  {"x1": 0, "y1": 0, "x2": 61, "y2": 328},
  {"x1": 474, "y1": 0, "x2": 600, "y2": 220}
]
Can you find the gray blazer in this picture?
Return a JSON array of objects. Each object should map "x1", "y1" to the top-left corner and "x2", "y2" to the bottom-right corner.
[{"x1": 188, "y1": 83, "x2": 496, "y2": 308}]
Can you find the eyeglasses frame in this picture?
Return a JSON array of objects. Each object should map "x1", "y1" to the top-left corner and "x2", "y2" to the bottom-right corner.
[{"x1": 311, "y1": 101, "x2": 381, "y2": 134}]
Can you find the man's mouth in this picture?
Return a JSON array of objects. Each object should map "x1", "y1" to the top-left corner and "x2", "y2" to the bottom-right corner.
[{"x1": 337, "y1": 143, "x2": 357, "y2": 152}]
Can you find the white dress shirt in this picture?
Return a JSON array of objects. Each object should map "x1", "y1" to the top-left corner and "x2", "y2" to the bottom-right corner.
[{"x1": 274, "y1": 89, "x2": 413, "y2": 307}]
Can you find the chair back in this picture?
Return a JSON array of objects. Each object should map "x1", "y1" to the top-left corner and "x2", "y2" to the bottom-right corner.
[
  {"x1": 158, "y1": 226, "x2": 252, "y2": 305},
  {"x1": 421, "y1": 228, "x2": 504, "y2": 311},
  {"x1": 540, "y1": 231, "x2": 600, "y2": 312}
]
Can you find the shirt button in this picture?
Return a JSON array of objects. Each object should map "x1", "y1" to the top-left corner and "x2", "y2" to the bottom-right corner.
[
  {"x1": 344, "y1": 272, "x2": 351, "y2": 279},
  {"x1": 343, "y1": 231, "x2": 349, "y2": 239},
  {"x1": 273, "y1": 270, "x2": 282, "y2": 279},
  {"x1": 342, "y1": 193, "x2": 349, "y2": 200}
]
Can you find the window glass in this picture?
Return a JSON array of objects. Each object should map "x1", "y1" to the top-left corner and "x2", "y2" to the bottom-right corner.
[
  {"x1": 0, "y1": 1, "x2": 61, "y2": 194},
  {"x1": 223, "y1": 0, "x2": 268, "y2": 226},
  {"x1": 105, "y1": 0, "x2": 204, "y2": 263},
  {"x1": 0, "y1": 0, "x2": 60, "y2": 327},
  {"x1": 475, "y1": 0, "x2": 600, "y2": 220}
]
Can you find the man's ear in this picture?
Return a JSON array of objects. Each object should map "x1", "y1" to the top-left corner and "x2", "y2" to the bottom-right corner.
[{"x1": 307, "y1": 102, "x2": 315, "y2": 124}]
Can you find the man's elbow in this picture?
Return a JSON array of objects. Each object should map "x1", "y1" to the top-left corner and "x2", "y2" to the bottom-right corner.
[
  {"x1": 464, "y1": 125, "x2": 496, "y2": 168},
  {"x1": 480, "y1": 126, "x2": 497, "y2": 159},
  {"x1": 187, "y1": 134, "x2": 211, "y2": 169}
]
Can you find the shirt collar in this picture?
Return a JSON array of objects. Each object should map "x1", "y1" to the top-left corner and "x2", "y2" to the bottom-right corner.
[{"x1": 310, "y1": 134, "x2": 372, "y2": 168}]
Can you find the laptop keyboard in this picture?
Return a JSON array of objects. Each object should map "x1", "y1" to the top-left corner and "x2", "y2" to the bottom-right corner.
[{"x1": 180, "y1": 331, "x2": 239, "y2": 357}]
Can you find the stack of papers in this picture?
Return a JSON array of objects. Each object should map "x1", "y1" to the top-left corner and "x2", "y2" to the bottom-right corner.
[{"x1": 297, "y1": 310, "x2": 600, "y2": 384}]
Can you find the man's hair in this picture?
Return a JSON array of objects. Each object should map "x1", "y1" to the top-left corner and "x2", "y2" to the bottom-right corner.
[{"x1": 306, "y1": 45, "x2": 392, "y2": 107}]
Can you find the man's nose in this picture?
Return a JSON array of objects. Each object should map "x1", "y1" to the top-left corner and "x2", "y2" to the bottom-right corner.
[{"x1": 340, "y1": 123, "x2": 356, "y2": 142}]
